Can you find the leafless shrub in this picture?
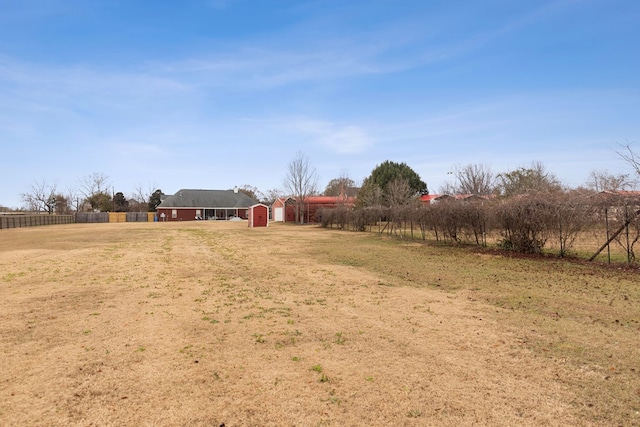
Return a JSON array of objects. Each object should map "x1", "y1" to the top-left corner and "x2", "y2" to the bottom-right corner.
[
  {"x1": 593, "y1": 192, "x2": 640, "y2": 263},
  {"x1": 321, "y1": 187, "x2": 634, "y2": 262},
  {"x1": 548, "y1": 191, "x2": 594, "y2": 257},
  {"x1": 415, "y1": 206, "x2": 434, "y2": 241},
  {"x1": 459, "y1": 200, "x2": 490, "y2": 246},
  {"x1": 433, "y1": 200, "x2": 463, "y2": 243},
  {"x1": 493, "y1": 194, "x2": 554, "y2": 254}
]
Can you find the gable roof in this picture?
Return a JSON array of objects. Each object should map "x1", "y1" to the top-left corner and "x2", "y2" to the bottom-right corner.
[
  {"x1": 420, "y1": 194, "x2": 493, "y2": 204},
  {"x1": 306, "y1": 196, "x2": 356, "y2": 205},
  {"x1": 157, "y1": 189, "x2": 258, "y2": 209},
  {"x1": 420, "y1": 194, "x2": 440, "y2": 203},
  {"x1": 274, "y1": 196, "x2": 355, "y2": 206},
  {"x1": 598, "y1": 190, "x2": 640, "y2": 197}
]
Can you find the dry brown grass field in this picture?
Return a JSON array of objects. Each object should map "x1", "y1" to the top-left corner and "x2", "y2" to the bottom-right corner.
[{"x1": 1, "y1": 221, "x2": 638, "y2": 426}]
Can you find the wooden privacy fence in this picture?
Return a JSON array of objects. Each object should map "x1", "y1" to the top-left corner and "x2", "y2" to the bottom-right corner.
[
  {"x1": 76, "y1": 212, "x2": 155, "y2": 223},
  {"x1": 126, "y1": 212, "x2": 154, "y2": 222},
  {"x1": 75, "y1": 212, "x2": 109, "y2": 223},
  {"x1": 2, "y1": 212, "x2": 158, "y2": 229},
  {"x1": 0, "y1": 214, "x2": 75, "y2": 229}
]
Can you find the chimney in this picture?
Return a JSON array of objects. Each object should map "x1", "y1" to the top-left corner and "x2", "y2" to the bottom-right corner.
[{"x1": 233, "y1": 186, "x2": 238, "y2": 194}]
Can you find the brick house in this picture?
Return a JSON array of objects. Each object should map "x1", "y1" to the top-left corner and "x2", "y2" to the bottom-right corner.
[{"x1": 155, "y1": 188, "x2": 258, "y2": 221}]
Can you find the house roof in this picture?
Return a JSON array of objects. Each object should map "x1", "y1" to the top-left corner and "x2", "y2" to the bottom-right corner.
[
  {"x1": 598, "y1": 190, "x2": 640, "y2": 197},
  {"x1": 274, "y1": 196, "x2": 355, "y2": 206},
  {"x1": 157, "y1": 189, "x2": 258, "y2": 209},
  {"x1": 420, "y1": 194, "x2": 441, "y2": 202},
  {"x1": 420, "y1": 194, "x2": 493, "y2": 203},
  {"x1": 305, "y1": 196, "x2": 355, "y2": 204}
]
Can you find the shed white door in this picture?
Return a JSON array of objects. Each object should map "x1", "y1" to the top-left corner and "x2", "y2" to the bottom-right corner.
[{"x1": 273, "y1": 207, "x2": 283, "y2": 222}]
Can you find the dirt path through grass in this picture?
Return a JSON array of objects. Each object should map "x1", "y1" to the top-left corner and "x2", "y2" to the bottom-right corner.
[{"x1": 1, "y1": 222, "x2": 637, "y2": 426}]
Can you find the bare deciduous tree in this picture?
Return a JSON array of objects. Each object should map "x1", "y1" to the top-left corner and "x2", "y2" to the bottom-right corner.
[
  {"x1": 586, "y1": 169, "x2": 635, "y2": 192},
  {"x1": 497, "y1": 161, "x2": 562, "y2": 197},
  {"x1": 80, "y1": 173, "x2": 110, "y2": 201},
  {"x1": 21, "y1": 179, "x2": 58, "y2": 213},
  {"x1": 262, "y1": 188, "x2": 284, "y2": 207},
  {"x1": 129, "y1": 184, "x2": 159, "y2": 211},
  {"x1": 386, "y1": 178, "x2": 416, "y2": 207},
  {"x1": 615, "y1": 142, "x2": 640, "y2": 178},
  {"x1": 438, "y1": 181, "x2": 456, "y2": 196},
  {"x1": 238, "y1": 185, "x2": 264, "y2": 203},
  {"x1": 66, "y1": 186, "x2": 85, "y2": 212},
  {"x1": 356, "y1": 182, "x2": 384, "y2": 208},
  {"x1": 324, "y1": 173, "x2": 356, "y2": 197},
  {"x1": 444, "y1": 163, "x2": 496, "y2": 195},
  {"x1": 77, "y1": 173, "x2": 112, "y2": 212},
  {"x1": 283, "y1": 151, "x2": 318, "y2": 223}
]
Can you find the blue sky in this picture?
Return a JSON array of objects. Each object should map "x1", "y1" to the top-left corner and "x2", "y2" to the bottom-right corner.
[{"x1": 1, "y1": 0, "x2": 639, "y2": 207}]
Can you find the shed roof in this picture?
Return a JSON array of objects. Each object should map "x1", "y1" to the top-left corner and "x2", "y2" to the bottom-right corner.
[
  {"x1": 305, "y1": 196, "x2": 355, "y2": 205},
  {"x1": 274, "y1": 196, "x2": 355, "y2": 206},
  {"x1": 420, "y1": 194, "x2": 441, "y2": 203},
  {"x1": 157, "y1": 189, "x2": 258, "y2": 209}
]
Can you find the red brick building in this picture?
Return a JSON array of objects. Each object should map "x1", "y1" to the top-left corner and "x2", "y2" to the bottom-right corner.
[
  {"x1": 271, "y1": 196, "x2": 355, "y2": 223},
  {"x1": 155, "y1": 188, "x2": 258, "y2": 221}
]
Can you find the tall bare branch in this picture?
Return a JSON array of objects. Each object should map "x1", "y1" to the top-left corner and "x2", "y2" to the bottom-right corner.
[
  {"x1": 283, "y1": 151, "x2": 318, "y2": 223},
  {"x1": 616, "y1": 142, "x2": 640, "y2": 177}
]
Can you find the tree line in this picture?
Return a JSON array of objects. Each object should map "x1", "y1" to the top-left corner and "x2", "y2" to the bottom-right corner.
[
  {"x1": 319, "y1": 190, "x2": 639, "y2": 261},
  {"x1": 19, "y1": 173, "x2": 164, "y2": 214},
  {"x1": 312, "y1": 144, "x2": 640, "y2": 262}
]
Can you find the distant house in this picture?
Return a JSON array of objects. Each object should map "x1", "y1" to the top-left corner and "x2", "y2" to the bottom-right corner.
[
  {"x1": 597, "y1": 190, "x2": 640, "y2": 200},
  {"x1": 155, "y1": 188, "x2": 258, "y2": 221},
  {"x1": 420, "y1": 194, "x2": 492, "y2": 205},
  {"x1": 271, "y1": 195, "x2": 355, "y2": 223},
  {"x1": 419, "y1": 194, "x2": 441, "y2": 204}
]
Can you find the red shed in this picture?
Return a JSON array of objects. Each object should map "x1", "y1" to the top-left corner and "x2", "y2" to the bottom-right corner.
[
  {"x1": 271, "y1": 197, "x2": 296, "y2": 222},
  {"x1": 248, "y1": 204, "x2": 269, "y2": 227}
]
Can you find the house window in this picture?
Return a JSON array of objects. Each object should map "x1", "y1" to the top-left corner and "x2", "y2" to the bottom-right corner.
[{"x1": 172, "y1": 209, "x2": 177, "y2": 219}]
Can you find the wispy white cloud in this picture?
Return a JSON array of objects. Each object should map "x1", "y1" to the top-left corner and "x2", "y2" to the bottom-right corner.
[
  {"x1": 279, "y1": 117, "x2": 373, "y2": 154},
  {"x1": 391, "y1": 0, "x2": 589, "y2": 69},
  {"x1": 187, "y1": 0, "x2": 584, "y2": 89},
  {"x1": 0, "y1": 54, "x2": 192, "y2": 100},
  {"x1": 160, "y1": 41, "x2": 398, "y2": 90},
  {"x1": 0, "y1": 55, "x2": 200, "y2": 143},
  {"x1": 3, "y1": 0, "x2": 579, "y2": 100}
]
